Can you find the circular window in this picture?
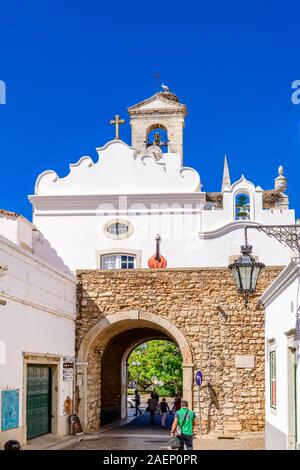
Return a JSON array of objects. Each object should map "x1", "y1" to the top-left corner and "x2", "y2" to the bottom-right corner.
[
  {"x1": 104, "y1": 219, "x2": 134, "y2": 240},
  {"x1": 107, "y1": 222, "x2": 128, "y2": 236}
]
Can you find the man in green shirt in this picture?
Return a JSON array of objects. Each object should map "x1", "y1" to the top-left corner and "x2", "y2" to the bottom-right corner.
[{"x1": 170, "y1": 400, "x2": 195, "y2": 450}]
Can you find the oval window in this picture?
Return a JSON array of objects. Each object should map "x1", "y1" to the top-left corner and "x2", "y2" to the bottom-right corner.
[
  {"x1": 107, "y1": 222, "x2": 129, "y2": 236},
  {"x1": 104, "y1": 219, "x2": 134, "y2": 239}
]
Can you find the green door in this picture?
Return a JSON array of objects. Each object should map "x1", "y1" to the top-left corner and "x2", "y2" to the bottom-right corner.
[{"x1": 26, "y1": 365, "x2": 51, "y2": 439}]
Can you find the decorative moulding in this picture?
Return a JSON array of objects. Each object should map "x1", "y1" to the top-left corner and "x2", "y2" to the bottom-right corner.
[
  {"x1": 33, "y1": 140, "x2": 201, "y2": 196},
  {"x1": 199, "y1": 221, "x2": 261, "y2": 240}
]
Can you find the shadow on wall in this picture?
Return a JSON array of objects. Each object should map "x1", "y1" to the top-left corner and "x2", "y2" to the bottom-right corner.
[
  {"x1": 33, "y1": 229, "x2": 72, "y2": 275},
  {"x1": 202, "y1": 383, "x2": 220, "y2": 434}
]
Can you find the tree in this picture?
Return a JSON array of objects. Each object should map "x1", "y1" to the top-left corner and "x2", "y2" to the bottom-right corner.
[{"x1": 127, "y1": 340, "x2": 183, "y2": 393}]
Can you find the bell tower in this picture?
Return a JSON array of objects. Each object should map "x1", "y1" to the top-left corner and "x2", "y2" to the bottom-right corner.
[{"x1": 127, "y1": 86, "x2": 187, "y2": 165}]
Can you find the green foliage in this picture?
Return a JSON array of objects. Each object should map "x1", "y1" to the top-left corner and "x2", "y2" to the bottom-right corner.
[
  {"x1": 236, "y1": 194, "x2": 249, "y2": 207},
  {"x1": 156, "y1": 385, "x2": 178, "y2": 397},
  {"x1": 128, "y1": 340, "x2": 183, "y2": 393}
]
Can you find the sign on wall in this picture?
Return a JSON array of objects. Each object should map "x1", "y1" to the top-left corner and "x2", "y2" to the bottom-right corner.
[
  {"x1": 1, "y1": 389, "x2": 19, "y2": 431},
  {"x1": 195, "y1": 370, "x2": 203, "y2": 386},
  {"x1": 63, "y1": 356, "x2": 75, "y2": 381}
]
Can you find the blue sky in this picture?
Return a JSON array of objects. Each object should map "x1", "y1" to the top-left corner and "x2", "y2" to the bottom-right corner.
[{"x1": 0, "y1": 0, "x2": 299, "y2": 219}]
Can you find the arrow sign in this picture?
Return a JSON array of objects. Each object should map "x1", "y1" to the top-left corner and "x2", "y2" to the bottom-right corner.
[{"x1": 195, "y1": 370, "x2": 203, "y2": 386}]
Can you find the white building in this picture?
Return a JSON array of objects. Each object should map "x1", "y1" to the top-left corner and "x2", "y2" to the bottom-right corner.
[
  {"x1": 0, "y1": 210, "x2": 76, "y2": 448},
  {"x1": 260, "y1": 258, "x2": 300, "y2": 450},
  {"x1": 29, "y1": 89, "x2": 295, "y2": 273},
  {"x1": 0, "y1": 86, "x2": 298, "y2": 448}
]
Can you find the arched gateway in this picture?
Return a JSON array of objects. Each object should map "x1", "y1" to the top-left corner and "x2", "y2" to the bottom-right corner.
[
  {"x1": 75, "y1": 268, "x2": 280, "y2": 434},
  {"x1": 76, "y1": 310, "x2": 193, "y2": 431}
]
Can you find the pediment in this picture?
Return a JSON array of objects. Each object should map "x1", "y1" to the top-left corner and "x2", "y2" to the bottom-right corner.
[{"x1": 128, "y1": 94, "x2": 186, "y2": 114}]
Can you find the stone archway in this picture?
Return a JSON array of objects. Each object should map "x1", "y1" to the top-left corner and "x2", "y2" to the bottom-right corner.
[
  {"x1": 76, "y1": 310, "x2": 193, "y2": 432},
  {"x1": 76, "y1": 268, "x2": 280, "y2": 434}
]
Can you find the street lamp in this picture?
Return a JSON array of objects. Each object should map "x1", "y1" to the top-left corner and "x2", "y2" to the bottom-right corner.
[
  {"x1": 229, "y1": 224, "x2": 300, "y2": 307},
  {"x1": 229, "y1": 243, "x2": 265, "y2": 307}
]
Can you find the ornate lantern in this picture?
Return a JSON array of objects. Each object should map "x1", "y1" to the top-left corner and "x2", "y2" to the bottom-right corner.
[{"x1": 229, "y1": 244, "x2": 265, "y2": 307}]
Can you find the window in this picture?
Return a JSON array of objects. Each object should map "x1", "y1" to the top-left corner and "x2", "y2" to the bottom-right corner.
[
  {"x1": 235, "y1": 193, "x2": 250, "y2": 221},
  {"x1": 103, "y1": 219, "x2": 134, "y2": 240},
  {"x1": 107, "y1": 222, "x2": 128, "y2": 236},
  {"x1": 101, "y1": 254, "x2": 136, "y2": 270},
  {"x1": 270, "y1": 350, "x2": 276, "y2": 408}
]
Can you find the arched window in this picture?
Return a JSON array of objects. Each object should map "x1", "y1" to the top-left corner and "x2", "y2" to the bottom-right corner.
[
  {"x1": 235, "y1": 193, "x2": 251, "y2": 221},
  {"x1": 146, "y1": 125, "x2": 169, "y2": 153}
]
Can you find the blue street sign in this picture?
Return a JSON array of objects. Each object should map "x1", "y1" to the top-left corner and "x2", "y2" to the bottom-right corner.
[{"x1": 195, "y1": 370, "x2": 203, "y2": 386}]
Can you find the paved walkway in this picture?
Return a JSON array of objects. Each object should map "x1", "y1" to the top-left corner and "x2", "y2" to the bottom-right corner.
[{"x1": 24, "y1": 412, "x2": 264, "y2": 451}]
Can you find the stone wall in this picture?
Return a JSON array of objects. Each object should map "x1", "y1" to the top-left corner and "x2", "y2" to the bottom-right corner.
[{"x1": 76, "y1": 267, "x2": 282, "y2": 434}]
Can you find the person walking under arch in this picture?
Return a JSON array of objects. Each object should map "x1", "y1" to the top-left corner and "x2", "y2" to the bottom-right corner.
[
  {"x1": 134, "y1": 390, "x2": 142, "y2": 416},
  {"x1": 171, "y1": 393, "x2": 181, "y2": 414},
  {"x1": 147, "y1": 394, "x2": 158, "y2": 424},
  {"x1": 159, "y1": 397, "x2": 170, "y2": 428}
]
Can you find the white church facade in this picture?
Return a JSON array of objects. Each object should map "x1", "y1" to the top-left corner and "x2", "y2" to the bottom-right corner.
[
  {"x1": 29, "y1": 89, "x2": 295, "y2": 273},
  {"x1": 0, "y1": 87, "x2": 299, "y2": 448}
]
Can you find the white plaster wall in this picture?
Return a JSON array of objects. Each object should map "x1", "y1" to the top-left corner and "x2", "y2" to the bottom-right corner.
[
  {"x1": 16, "y1": 219, "x2": 33, "y2": 251},
  {"x1": 34, "y1": 141, "x2": 200, "y2": 196},
  {"x1": 32, "y1": 210, "x2": 294, "y2": 273},
  {"x1": 0, "y1": 234, "x2": 76, "y2": 445},
  {"x1": 0, "y1": 217, "x2": 34, "y2": 252},
  {"x1": 0, "y1": 217, "x2": 19, "y2": 246},
  {"x1": 30, "y1": 143, "x2": 296, "y2": 273},
  {"x1": 264, "y1": 274, "x2": 300, "y2": 449}
]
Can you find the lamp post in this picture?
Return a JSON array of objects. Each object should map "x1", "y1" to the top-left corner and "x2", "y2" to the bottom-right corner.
[{"x1": 229, "y1": 224, "x2": 300, "y2": 307}]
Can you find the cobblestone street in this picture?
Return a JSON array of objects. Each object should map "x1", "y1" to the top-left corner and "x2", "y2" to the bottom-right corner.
[{"x1": 59, "y1": 413, "x2": 264, "y2": 451}]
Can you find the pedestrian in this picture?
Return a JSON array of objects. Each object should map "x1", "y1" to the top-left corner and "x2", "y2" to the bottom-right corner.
[
  {"x1": 134, "y1": 390, "x2": 142, "y2": 416},
  {"x1": 151, "y1": 390, "x2": 159, "y2": 401},
  {"x1": 159, "y1": 398, "x2": 170, "y2": 428},
  {"x1": 171, "y1": 393, "x2": 181, "y2": 414},
  {"x1": 147, "y1": 395, "x2": 158, "y2": 424},
  {"x1": 170, "y1": 400, "x2": 195, "y2": 450}
]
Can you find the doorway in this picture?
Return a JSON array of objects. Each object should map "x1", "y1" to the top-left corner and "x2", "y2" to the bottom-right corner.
[{"x1": 26, "y1": 365, "x2": 51, "y2": 439}]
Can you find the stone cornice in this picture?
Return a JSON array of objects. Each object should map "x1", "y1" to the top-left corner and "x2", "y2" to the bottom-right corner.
[
  {"x1": 76, "y1": 266, "x2": 280, "y2": 274},
  {"x1": 29, "y1": 192, "x2": 206, "y2": 213},
  {"x1": 259, "y1": 258, "x2": 300, "y2": 307},
  {"x1": 129, "y1": 108, "x2": 186, "y2": 117},
  {"x1": 128, "y1": 94, "x2": 186, "y2": 114}
]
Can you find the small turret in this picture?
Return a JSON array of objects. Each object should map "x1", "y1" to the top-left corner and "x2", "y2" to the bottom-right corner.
[
  {"x1": 274, "y1": 165, "x2": 287, "y2": 193},
  {"x1": 221, "y1": 154, "x2": 231, "y2": 191}
]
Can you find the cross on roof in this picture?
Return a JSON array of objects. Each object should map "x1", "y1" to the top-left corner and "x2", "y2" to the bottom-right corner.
[{"x1": 110, "y1": 114, "x2": 125, "y2": 140}]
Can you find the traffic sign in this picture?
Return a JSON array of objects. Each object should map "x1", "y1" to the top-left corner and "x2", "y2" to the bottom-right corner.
[{"x1": 195, "y1": 370, "x2": 203, "y2": 386}]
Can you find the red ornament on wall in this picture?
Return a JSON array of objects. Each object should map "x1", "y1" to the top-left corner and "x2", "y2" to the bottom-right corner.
[{"x1": 148, "y1": 234, "x2": 167, "y2": 269}]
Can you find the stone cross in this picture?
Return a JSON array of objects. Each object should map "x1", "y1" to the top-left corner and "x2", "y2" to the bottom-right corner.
[{"x1": 110, "y1": 114, "x2": 125, "y2": 140}]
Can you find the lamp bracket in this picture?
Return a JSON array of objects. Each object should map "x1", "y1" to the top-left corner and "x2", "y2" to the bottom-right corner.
[
  {"x1": 241, "y1": 244, "x2": 253, "y2": 256},
  {"x1": 245, "y1": 225, "x2": 300, "y2": 254}
]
